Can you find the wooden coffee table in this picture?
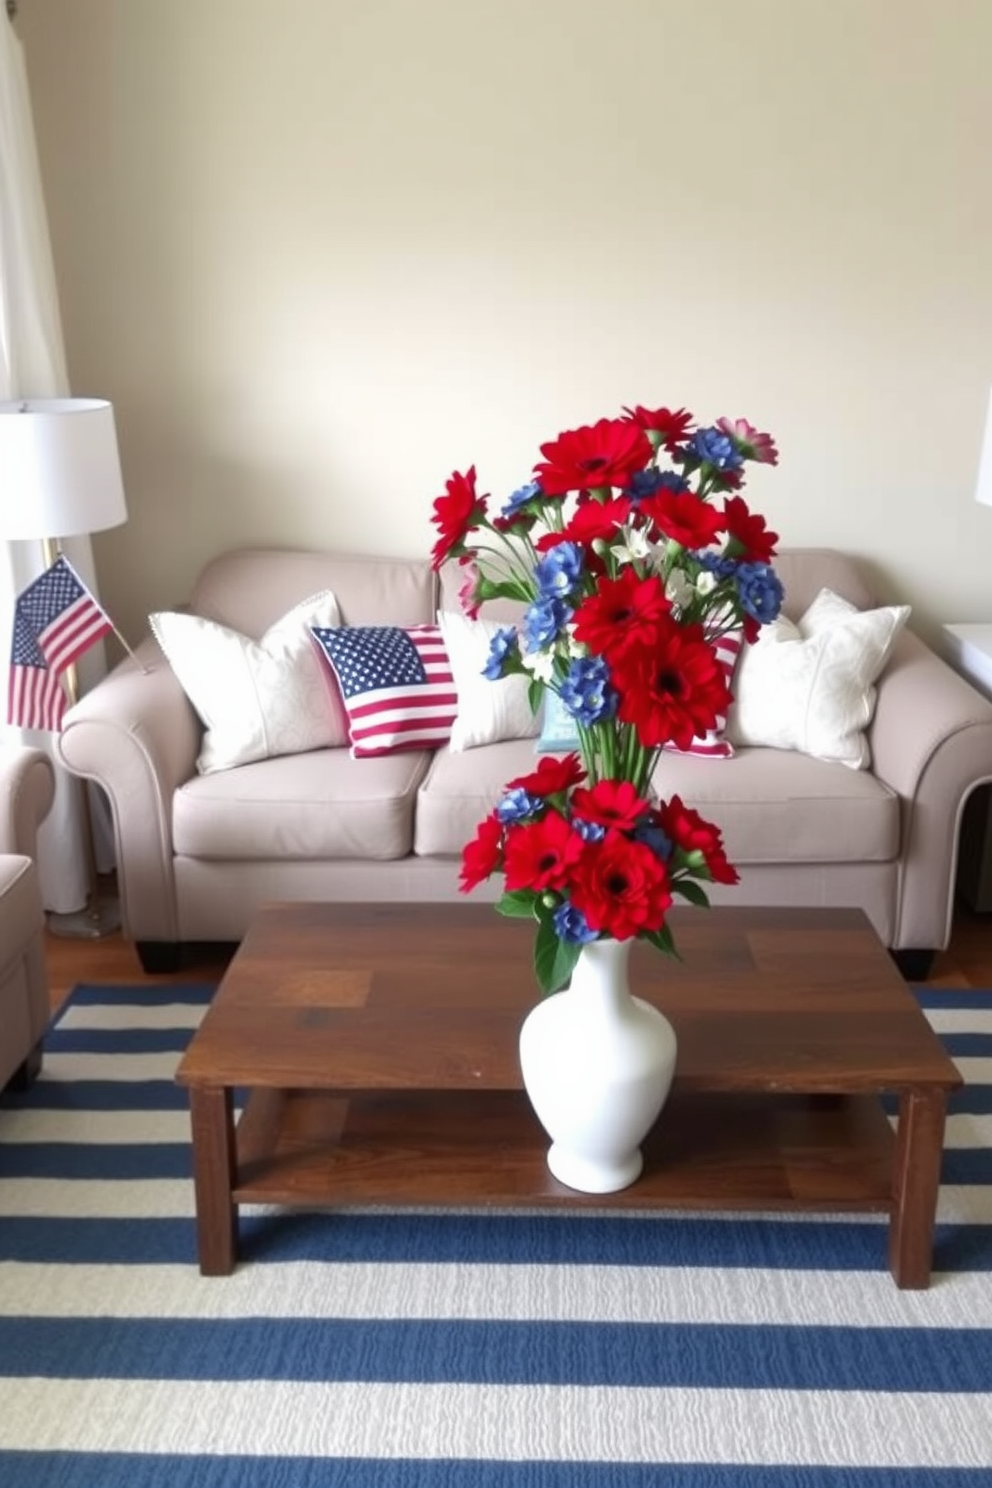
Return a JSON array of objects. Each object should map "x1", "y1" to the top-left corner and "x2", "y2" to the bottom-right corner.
[{"x1": 175, "y1": 902, "x2": 962, "y2": 1287}]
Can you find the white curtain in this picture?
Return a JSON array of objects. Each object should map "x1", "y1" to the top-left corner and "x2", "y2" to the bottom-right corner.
[{"x1": 1, "y1": 9, "x2": 107, "y2": 910}]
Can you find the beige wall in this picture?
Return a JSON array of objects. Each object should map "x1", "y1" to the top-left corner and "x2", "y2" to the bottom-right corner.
[{"x1": 17, "y1": 0, "x2": 992, "y2": 648}]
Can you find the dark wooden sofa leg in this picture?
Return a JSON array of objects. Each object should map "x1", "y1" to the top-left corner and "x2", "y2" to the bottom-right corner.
[
  {"x1": 890, "y1": 948, "x2": 936, "y2": 982},
  {"x1": 136, "y1": 940, "x2": 185, "y2": 974},
  {"x1": 7, "y1": 1041, "x2": 43, "y2": 1092}
]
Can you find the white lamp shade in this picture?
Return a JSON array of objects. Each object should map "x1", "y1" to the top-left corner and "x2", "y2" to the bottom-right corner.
[
  {"x1": 0, "y1": 398, "x2": 128, "y2": 539},
  {"x1": 976, "y1": 387, "x2": 992, "y2": 510}
]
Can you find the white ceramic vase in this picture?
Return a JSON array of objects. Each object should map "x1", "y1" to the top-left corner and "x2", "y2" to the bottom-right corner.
[{"x1": 518, "y1": 936, "x2": 677, "y2": 1194}]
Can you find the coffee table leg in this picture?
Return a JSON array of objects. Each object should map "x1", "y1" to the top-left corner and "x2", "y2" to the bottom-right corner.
[
  {"x1": 888, "y1": 1089, "x2": 947, "y2": 1289},
  {"x1": 189, "y1": 1085, "x2": 238, "y2": 1276}
]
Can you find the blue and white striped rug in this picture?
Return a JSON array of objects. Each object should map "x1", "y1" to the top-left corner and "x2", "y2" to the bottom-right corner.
[{"x1": 1, "y1": 982, "x2": 991, "y2": 1487}]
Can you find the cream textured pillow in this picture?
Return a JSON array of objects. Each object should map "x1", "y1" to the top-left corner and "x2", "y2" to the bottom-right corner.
[
  {"x1": 726, "y1": 588, "x2": 910, "y2": 769},
  {"x1": 150, "y1": 590, "x2": 345, "y2": 774},
  {"x1": 438, "y1": 609, "x2": 540, "y2": 751}
]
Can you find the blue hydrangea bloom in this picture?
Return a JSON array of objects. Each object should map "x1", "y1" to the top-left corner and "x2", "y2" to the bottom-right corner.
[
  {"x1": 552, "y1": 902, "x2": 599, "y2": 945},
  {"x1": 496, "y1": 787, "x2": 543, "y2": 825},
  {"x1": 560, "y1": 656, "x2": 618, "y2": 727},
  {"x1": 482, "y1": 626, "x2": 520, "y2": 681},
  {"x1": 522, "y1": 596, "x2": 572, "y2": 651},
  {"x1": 695, "y1": 550, "x2": 737, "y2": 580},
  {"x1": 534, "y1": 542, "x2": 583, "y2": 600},
  {"x1": 500, "y1": 480, "x2": 541, "y2": 521},
  {"x1": 632, "y1": 820, "x2": 673, "y2": 862},
  {"x1": 626, "y1": 468, "x2": 667, "y2": 500},
  {"x1": 736, "y1": 562, "x2": 784, "y2": 624},
  {"x1": 689, "y1": 428, "x2": 744, "y2": 470},
  {"x1": 572, "y1": 816, "x2": 606, "y2": 844}
]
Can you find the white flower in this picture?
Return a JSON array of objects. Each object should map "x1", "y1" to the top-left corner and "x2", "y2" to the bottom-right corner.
[
  {"x1": 520, "y1": 647, "x2": 557, "y2": 684},
  {"x1": 695, "y1": 570, "x2": 718, "y2": 596},
  {"x1": 564, "y1": 624, "x2": 588, "y2": 659},
  {"x1": 665, "y1": 568, "x2": 695, "y2": 608},
  {"x1": 609, "y1": 526, "x2": 653, "y2": 567}
]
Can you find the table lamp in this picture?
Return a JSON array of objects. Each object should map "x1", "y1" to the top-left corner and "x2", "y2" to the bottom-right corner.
[{"x1": 0, "y1": 397, "x2": 128, "y2": 937}]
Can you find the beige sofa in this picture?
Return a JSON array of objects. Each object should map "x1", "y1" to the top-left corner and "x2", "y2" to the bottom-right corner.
[
  {"x1": 57, "y1": 546, "x2": 992, "y2": 979},
  {"x1": 0, "y1": 746, "x2": 55, "y2": 1090}
]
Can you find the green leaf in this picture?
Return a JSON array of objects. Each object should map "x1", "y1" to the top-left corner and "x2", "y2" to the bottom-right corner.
[
  {"x1": 642, "y1": 924, "x2": 682, "y2": 960},
  {"x1": 533, "y1": 917, "x2": 581, "y2": 996},
  {"x1": 672, "y1": 879, "x2": 711, "y2": 908},
  {"x1": 527, "y1": 677, "x2": 544, "y2": 715},
  {"x1": 495, "y1": 890, "x2": 539, "y2": 920}
]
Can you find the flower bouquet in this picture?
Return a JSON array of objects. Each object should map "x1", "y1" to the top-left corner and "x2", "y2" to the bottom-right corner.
[{"x1": 430, "y1": 404, "x2": 783, "y2": 999}]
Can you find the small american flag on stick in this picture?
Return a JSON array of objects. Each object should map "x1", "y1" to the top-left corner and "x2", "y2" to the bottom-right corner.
[{"x1": 7, "y1": 554, "x2": 113, "y2": 732}]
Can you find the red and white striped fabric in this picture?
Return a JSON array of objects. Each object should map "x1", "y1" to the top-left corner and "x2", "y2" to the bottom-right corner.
[
  {"x1": 663, "y1": 628, "x2": 743, "y2": 760},
  {"x1": 311, "y1": 623, "x2": 457, "y2": 758}
]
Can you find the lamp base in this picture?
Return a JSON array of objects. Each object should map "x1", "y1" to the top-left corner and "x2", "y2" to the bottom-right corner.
[{"x1": 47, "y1": 892, "x2": 122, "y2": 940}]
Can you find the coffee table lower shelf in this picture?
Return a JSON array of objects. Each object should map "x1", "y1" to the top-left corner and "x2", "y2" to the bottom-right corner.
[{"x1": 185, "y1": 1084, "x2": 937, "y2": 1283}]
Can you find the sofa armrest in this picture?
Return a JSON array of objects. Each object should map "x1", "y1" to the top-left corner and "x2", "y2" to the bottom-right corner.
[
  {"x1": 0, "y1": 747, "x2": 56, "y2": 859},
  {"x1": 57, "y1": 637, "x2": 201, "y2": 942},
  {"x1": 868, "y1": 629, "x2": 992, "y2": 951}
]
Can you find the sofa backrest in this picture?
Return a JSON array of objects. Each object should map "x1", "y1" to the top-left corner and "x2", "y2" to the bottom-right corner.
[
  {"x1": 189, "y1": 548, "x2": 435, "y2": 634},
  {"x1": 185, "y1": 544, "x2": 877, "y2": 639},
  {"x1": 774, "y1": 548, "x2": 875, "y2": 619}
]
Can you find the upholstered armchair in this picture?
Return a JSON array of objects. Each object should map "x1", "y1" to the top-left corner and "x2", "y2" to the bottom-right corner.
[{"x1": 0, "y1": 745, "x2": 55, "y2": 1090}]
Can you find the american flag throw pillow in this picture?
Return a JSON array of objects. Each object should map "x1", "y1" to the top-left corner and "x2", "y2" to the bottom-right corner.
[
  {"x1": 311, "y1": 624, "x2": 457, "y2": 758},
  {"x1": 663, "y1": 628, "x2": 743, "y2": 760}
]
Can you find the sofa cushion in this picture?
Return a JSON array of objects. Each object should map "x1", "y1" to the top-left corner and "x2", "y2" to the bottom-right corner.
[
  {"x1": 438, "y1": 609, "x2": 540, "y2": 751},
  {"x1": 727, "y1": 589, "x2": 910, "y2": 769},
  {"x1": 311, "y1": 624, "x2": 457, "y2": 757},
  {"x1": 150, "y1": 592, "x2": 345, "y2": 774},
  {"x1": 173, "y1": 747, "x2": 430, "y2": 861},
  {"x1": 415, "y1": 738, "x2": 900, "y2": 866}
]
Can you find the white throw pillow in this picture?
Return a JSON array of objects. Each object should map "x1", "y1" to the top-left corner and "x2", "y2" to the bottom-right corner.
[
  {"x1": 438, "y1": 609, "x2": 540, "y2": 751},
  {"x1": 726, "y1": 587, "x2": 910, "y2": 769},
  {"x1": 150, "y1": 590, "x2": 345, "y2": 774}
]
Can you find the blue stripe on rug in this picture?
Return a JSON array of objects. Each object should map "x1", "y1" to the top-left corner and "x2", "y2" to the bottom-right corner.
[
  {"x1": 1, "y1": 1458, "x2": 989, "y2": 1488},
  {"x1": 2, "y1": 1210, "x2": 988, "y2": 1274},
  {"x1": 0, "y1": 1141, "x2": 192, "y2": 1179},
  {"x1": 914, "y1": 989, "x2": 992, "y2": 1009},
  {"x1": 44, "y1": 1026, "x2": 199, "y2": 1054},
  {"x1": 62, "y1": 983, "x2": 215, "y2": 1007},
  {"x1": 939, "y1": 1032, "x2": 992, "y2": 1056},
  {"x1": 2, "y1": 1315, "x2": 991, "y2": 1391}
]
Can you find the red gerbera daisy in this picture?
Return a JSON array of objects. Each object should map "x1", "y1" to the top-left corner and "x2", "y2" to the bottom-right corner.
[
  {"x1": 621, "y1": 405, "x2": 695, "y2": 453},
  {"x1": 569, "y1": 829, "x2": 672, "y2": 939},
  {"x1": 615, "y1": 618, "x2": 732, "y2": 751},
  {"x1": 561, "y1": 494, "x2": 634, "y2": 547},
  {"x1": 658, "y1": 795, "x2": 739, "y2": 885},
  {"x1": 571, "y1": 568, "x2": 670, "y2": 662},
  {"x1": 459, "y1": 812, "x2": 504, "y2": 892},
  {"x1": 503, "y1": 811, "x2": 585, "y2": 894},
  {"x1": 505, "y1": 753, "x2": 585, "y2": 799},
  {"x1": 430, "y1": 467, "x2": 488, "y2": 570},
  {"x1": 722, "y1": 495, "x2": 779, "y2": 564},
  {"x1": 638, "y1": 489, "x2": 725, "y2": 550},
  {"x1": 569, "y1": 779, "x2": 650, "y2": 832},
  {"x1": 533, "y1": 419, "x2": 652, "y2": 497}
]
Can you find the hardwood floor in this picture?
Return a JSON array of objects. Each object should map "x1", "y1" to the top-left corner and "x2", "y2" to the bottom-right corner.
[{"x1": 43, "y1": 892, "x2": 992, "y2": 1011}]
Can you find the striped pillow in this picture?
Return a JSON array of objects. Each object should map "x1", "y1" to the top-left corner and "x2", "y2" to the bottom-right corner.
[
  {"x1": 311, "y1": 624, "x2": 457, "y2": 758},
  {"x1": 663, "y1": 628, "x2": 743, "y2": 760}
]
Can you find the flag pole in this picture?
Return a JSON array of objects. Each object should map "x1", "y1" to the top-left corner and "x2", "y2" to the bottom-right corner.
[{"x1": 107, "y1": 621, "x2": 151, "y2": 675}]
